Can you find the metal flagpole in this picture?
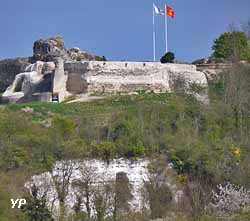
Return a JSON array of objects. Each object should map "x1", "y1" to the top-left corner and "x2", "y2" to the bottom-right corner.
[
  {"x1": 165, "y1": 4, "x2": 168, "y2": 53},
  {"x1": 153, "y1": 3, "x2": 156, "y2": 62}
]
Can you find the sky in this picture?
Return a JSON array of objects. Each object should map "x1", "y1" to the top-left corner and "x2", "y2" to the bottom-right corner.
[{"x1": 0, "y1": 0, "x2": 249, "y2": 62}]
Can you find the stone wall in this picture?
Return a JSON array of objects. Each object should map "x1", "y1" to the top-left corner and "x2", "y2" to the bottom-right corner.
[
  {"x1": 0, "y1": 58, "x2": 30, "y2": 92},
  {"x1": 64, "y1": 61, "x2": 208, "y2": 99},
  {"x1": 1, "y1": 60, "x2": 209, "y2": 104},
  {"x1": 196, "y1": 63, "x2": 231, "y2": 81}
]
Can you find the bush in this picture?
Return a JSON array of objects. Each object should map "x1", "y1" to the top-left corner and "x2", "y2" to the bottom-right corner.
[
  {"x1": 95, "y1": 141, "x2": 116, "y2": 161},
  {"x1": 160, "y1": 52, "x2": 175, "y2": 63},
  {"x1": 126, "y1": 140, "x2": 145, "y2": 158},
  {"x1": 1, "y1": 145, "x2": 29, "y2": 170}
]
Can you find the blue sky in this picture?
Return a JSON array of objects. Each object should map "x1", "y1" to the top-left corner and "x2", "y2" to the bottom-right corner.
[{"x1": 0, "y1": 0, "x2": 249, "y2": 62}]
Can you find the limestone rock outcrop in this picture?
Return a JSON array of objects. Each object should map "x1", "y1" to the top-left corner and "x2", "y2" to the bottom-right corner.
[
  {"x1": 31, "y1": 36, "x2": 69, "y2": 62},
  {"x1": 31, "y1": 36, "x2": 105, "y2": 62}
]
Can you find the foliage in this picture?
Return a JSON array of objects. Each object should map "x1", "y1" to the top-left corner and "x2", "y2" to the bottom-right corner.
[
  {"x1": 160, "y1": 52, "x2": 175, "y2": 63},
  {"x1": 212, "y1": 32, "x2": 250, "y2": 61},
  {"x1": 95, "y1": 141, "x2": 116, "y2": 161},
  {"x1": 209, "y1": 79, "x2": 225, "y2": 99},
  {"x1": 0, "y1": 144, "x2": 29, "y2": 170},
  {"x1": 21, "y1": 186, "x2": 53, "y2": 221}
]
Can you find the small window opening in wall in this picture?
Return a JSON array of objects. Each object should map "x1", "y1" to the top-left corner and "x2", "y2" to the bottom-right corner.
[
  {"x1": 125, "y1": 63, "x2": 128, "y2": 67},
  {"x1": 52, "y1": 93, "x2": 59, "y2": 103}
]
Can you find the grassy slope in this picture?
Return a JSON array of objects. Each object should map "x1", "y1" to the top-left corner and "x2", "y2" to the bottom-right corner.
[{"x1": 1, "y1": 92, "x2": 249, "y2": 220}]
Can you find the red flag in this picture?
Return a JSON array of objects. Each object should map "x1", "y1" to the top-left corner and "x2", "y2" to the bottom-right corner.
[{"x1": 166, "y1": 6, "x2": 175, "y2": 18}]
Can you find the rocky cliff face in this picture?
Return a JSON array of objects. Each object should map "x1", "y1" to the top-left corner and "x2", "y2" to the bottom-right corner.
[{"x1": 25, "y1": 158, "x2": 183, "y2": 219}]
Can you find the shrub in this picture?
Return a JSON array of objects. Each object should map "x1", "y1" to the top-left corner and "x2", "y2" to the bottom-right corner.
[
  {"x1": 160, "y1": 52, "x2": 175, "y2": 63},
  {"x1": 96, "y1": 141, "x2": 116, "y2": 161},
  {"x1": 126, "y1": 140, "x2": 145, "y2": 158},
  {"x1": 1, "y1": 145, "x2": 28, "y2": 169}
]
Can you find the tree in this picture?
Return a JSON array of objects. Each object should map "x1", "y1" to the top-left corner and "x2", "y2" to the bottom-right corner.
[
  {"x1": 52, "y1": 160, "x2": 78, "y2": 221},
  {"x1": 212, "y1": 31, "x2": 250, "y2": 61},
  {"x1": 221, "y1": 63, "x2": 250, "y2": 132},
  {"x1": 21, "y1": 185, "x2": 53, "y2": 221},
  {"x1": 92, "y1": 182, "x2": 115, "y2": 221},
  {"x1": 160, "y1": 52, "x2": 175, "y2": 63},
  {"x1": 72, "y1": 163, "x2": 98, "y2": 219},
  {"x1": 143, "y1": 157, "x2": 173, "y2": 219}
]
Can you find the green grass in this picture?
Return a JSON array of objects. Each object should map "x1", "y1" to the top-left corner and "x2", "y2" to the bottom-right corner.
[{"x1": 5, "y1": 92, "x2": 179, "y2": 119}]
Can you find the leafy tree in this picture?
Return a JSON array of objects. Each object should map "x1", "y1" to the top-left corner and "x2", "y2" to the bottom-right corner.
[
  {"x1": 160, "y1": 52, "x2": 175, "y2": 63},
  {"x1": 212, "y1": 31, "x2": 250, "y2": 61}
]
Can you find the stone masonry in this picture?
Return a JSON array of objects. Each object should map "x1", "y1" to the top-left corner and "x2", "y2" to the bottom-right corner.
[{"x1": 1, "y1": 37, "x2": 210, "y2": 104}]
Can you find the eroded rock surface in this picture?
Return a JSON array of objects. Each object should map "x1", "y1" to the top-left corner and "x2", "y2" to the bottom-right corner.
[
  {"x1": 0, "y1": 58, "x2": 30, "y2": 92},
  {"x1": 31, "y1": 36, "x2": 104, "y2": 62},
  {"x1": 2, "y1": 61, "x2": 55, "y2": 103}
]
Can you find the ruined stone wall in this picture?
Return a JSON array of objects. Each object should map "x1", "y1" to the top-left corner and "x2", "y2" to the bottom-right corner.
[
  {"x1": 64, "y1": 61, "x2": 208, "y2": 96},
  {"x1": 196, "y1": 64, "x2": 232, "y2": 81},
  {"x1": 0, "y1": 58, "x2": 30, "y2": 92},
  {"x1": 1, "y1": 60, "x2": 209, "y2": 104}
]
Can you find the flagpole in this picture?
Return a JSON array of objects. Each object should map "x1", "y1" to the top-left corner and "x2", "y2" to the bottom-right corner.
[
  {"x1": 165, "y1": 4, "x2": 168, "y2": 53},
  {"x1": 153, "y1": 3, "x2": 156, "y2": 62}
]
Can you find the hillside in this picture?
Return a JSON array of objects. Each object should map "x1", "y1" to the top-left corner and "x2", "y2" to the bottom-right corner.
[
  {"x1": 1, "y1": 65, "x2": 250, "y2": 221},
  {"x1": 0, "y1": 25, "x2": 250, "y2": 221}
]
